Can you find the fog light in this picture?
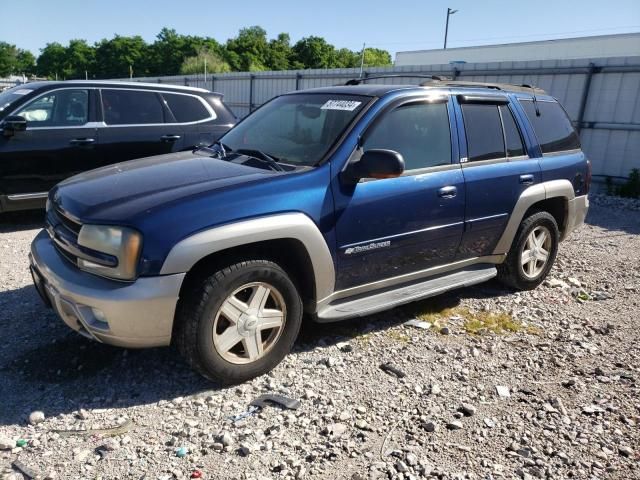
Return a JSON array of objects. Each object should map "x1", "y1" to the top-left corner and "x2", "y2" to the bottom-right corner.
[{"x1": 91, "y1": 308, "x2": 107, "y2": 323}]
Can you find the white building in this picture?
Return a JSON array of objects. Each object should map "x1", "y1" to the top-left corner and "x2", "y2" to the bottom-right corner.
[{"x1": 395, "y1": 33, "x2": 640, "y2": 66}]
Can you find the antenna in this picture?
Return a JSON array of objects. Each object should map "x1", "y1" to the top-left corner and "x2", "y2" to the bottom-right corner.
[{"x1": 522, "y1": 83, "x2": 541, "y2": 116}]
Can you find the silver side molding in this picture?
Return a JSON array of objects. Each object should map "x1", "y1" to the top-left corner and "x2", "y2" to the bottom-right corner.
[
  {"x1": 160, "y1": 213, "x2": 336, "y2": 301},
  {"x1": 6, "y1": 192, "x2": 49, "y2": 201},
  {"x1": 492, "y1": 179, "x2": 576, "y2": 255}
]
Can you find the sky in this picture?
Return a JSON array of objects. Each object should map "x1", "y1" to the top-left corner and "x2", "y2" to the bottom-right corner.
[{"x1": 2, "y1": 0, "x2": 639, "y2": 59}]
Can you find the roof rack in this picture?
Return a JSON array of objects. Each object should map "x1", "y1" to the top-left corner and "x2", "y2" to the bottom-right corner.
[
  {"x1": 420, "y1": 79, "x2": 547, "y2": 94},
  {"x1": 344, "y1": 74, "x2": 444, "y2": 85}
]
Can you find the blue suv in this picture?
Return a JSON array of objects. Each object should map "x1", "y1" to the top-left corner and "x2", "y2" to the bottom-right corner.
[{"x1": 29, "y1": 77, "x2": 590, "y2": 383}]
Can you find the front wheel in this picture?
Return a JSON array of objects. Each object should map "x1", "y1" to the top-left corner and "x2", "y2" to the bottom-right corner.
[
  {"x1": 497, "y1": 211, "x2": 559, "y2": 290},
  {"x1": 175, "y1": 260, "x2": 303, "y2": 384}
]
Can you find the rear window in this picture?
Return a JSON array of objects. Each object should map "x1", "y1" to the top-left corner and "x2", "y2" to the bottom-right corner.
[
  {"x1": 461, "y1": 104, "x2": 505, "y2": 162},
  {"x1": 101, "y1": 89, "x2": 164, "y2": 125},
  {"x1": 162, "y1": 93, "x2": 213, "y2": 123},
  {"x1": 520, "y1": 100, "x2": 580, "y2": 153}
]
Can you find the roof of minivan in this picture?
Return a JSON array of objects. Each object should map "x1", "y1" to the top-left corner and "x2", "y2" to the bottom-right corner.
[
  {"x1": 293, "y1": 80, "x2": 547, "y2": 98},
  {"x1": 16, "y1": 80, "x2": 217, "y2": 95}
]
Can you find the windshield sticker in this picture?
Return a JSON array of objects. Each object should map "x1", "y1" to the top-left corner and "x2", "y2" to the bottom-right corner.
[
  {"x1": 320, "y1": 99, "x2": 362, "y2": 111},
  {"x1": 12, "y1": 89, "x2": 33, "y2": 96}
]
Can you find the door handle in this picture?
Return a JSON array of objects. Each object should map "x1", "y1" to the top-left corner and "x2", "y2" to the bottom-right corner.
[
  {"x1": 438, "y1": 186, "x2": 457, "y2": 198},
  {"x1": 519, "y1": 174, "x2": 535, "y2": 185},
  {"x1": 69, "y1": 138, "x2": 95, "y2": 146},
  {"x1": 160, "y1": 134, "x2": 181, "y2": 142}
]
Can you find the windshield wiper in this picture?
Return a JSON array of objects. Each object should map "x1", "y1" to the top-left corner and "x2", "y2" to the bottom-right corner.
[
  {"x1": 234, "y1": 148, "x2": 285, "y2": 172},
  {"x1": 193, "y1": 141, "x2": 231, "y2": 159}
]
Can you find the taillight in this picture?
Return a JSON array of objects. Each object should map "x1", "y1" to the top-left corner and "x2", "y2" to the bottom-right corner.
[{"x1": 585, "y1": 159, "x2": 592, "y2": 194}]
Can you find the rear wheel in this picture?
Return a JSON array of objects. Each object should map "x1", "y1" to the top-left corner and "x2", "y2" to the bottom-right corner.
[
  {"x1": 175, "y1": 260, "x2": 303, "y2": 384},
  {"x1": 497, "y1": 211, "x2": 559, "y2": 290}
]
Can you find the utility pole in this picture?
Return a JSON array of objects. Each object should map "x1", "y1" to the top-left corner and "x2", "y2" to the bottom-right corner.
[
  {"x1": 204, "y1": 57, "x2": 207, "y2": 83},
  {"x1": 85, "y1": 70, "x2": 88, "y2": 80},
  {"x1": 359, "y1": 43, "x2": 366, "y2": 78},
  {"x1": 444, "y1": 8, "x2": 458, "y2": 49},
  {"x1": 129, "y1": 64, "x2": 133, "y2": 79}
]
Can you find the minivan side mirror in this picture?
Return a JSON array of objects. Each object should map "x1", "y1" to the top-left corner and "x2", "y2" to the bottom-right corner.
[
  {"x1": 2, "y1": 115, "x2": 27, "y2": 136},
  {"x1": 343, "y1": 149, "x2": 405, "y2": 183}
]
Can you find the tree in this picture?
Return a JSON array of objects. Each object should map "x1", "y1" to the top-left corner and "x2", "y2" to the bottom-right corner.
[
  {"x1": 225, "y1": 26, "x2": 270, "y2": 71},
  {"x1": 292, "y1": 36, "x2": 336, "y2": 69},
  {"x1": 65, "y1": 39, "x2": 95, "y2": 78},
  {"x1": 15, "y1": 50, "x2": 36, "y2": 75},
  {"x1": 36, "y1": 42, "x2": 69, "y2": 78},
  {"x1": 94, "y1": 35, "x2": 149, "y2": 78},
  {"x1": 180, "y1": 49, "x2": 230, "y2": 74},
  {"x1": 266, "y1": 33, "x2": 292, "y2": 71},
  {"x1": 363, "y1": 47, "x2": 392, "y2": 67},
  {"x1": 334, "y1": 48, "x2": 358, "y2": 68},
  {"x1": 0, "y1": 42, "x2": 36, "y2": 77}
]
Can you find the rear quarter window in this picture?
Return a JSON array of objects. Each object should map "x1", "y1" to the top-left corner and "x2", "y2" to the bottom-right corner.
[
  {"x1": 162, "y1": 93, "x2": 214, "y2": 123},
  {"x1": 520, "y1": 100, "x2": 580, "y2": 154}
]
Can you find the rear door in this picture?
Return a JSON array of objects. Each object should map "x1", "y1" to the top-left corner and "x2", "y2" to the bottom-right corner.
[
  {"x1": 161, "y1": 91, "x2": 226, "y2": 147},
  {"x1": 455, "y1": 95, "x2": 541, "y2": 259},
  {"x1": 95, "y1": 88, "x2": 185, "y2": 167},
  {"x1": 0, "y1": 87, "x2": 98, "y2": 196}
]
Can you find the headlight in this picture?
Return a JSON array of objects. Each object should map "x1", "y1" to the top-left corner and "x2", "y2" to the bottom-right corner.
[{"x1": 77, "y1": 225, "x2": 142, "y2": 280}]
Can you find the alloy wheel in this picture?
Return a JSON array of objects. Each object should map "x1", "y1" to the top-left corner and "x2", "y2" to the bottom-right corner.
[
  {"x1": 212, "y1": 282, "x2": 287, "y2": 364},
  {"x1": 520, "y1": 226, "x2": 552, "y2": 279}
]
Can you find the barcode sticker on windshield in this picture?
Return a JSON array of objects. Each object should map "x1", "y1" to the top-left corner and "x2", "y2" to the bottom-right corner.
[
  {"x1": 321, "y1": 100, "x2": 362, "y2": 111},
  {"x1": 13, "y1": 89, "x2": 33, "y2": 95}
]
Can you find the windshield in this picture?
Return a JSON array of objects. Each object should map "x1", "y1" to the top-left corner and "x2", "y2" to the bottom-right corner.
[
  {"x1": 220, "y1": 93, "x2": 370, "y2": 167},
  {"x1": 0, "y1": 85, "x2": 35, "y2": 114}
]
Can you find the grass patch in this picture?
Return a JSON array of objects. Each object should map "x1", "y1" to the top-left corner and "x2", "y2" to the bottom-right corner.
[
  {"x1": 462, "y1": 310, "x2": 522, "y2": 335},
  {"x1": 412, "y1": 304, "x2": 537, "y2": 336},
  {"x1": 386, "y1": 329, "x2": 411, "y2": 343}
]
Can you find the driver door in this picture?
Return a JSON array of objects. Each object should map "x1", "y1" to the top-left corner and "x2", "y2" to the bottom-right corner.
[
  {"x1": 0, "y1": 88, "x2": 99, "y2": 196},
  {"x1": 332, "y1": 97, "x2": 465, "y2": 290}
]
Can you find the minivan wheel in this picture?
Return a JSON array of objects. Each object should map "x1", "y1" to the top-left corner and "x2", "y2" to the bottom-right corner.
[
  {"x1": 175, "y1": 260, "x2": 303, "y2": 384},
  {"x1": 497, "y1": 211, "x2": 559, "y2": 290}
]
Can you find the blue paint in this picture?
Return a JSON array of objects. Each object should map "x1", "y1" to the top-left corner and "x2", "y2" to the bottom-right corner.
[{"x1": 48, "y1": 83, "x2": 589, "y2": 289}]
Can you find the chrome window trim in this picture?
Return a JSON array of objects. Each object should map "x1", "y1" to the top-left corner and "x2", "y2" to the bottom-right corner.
[
  {"x1": 12, "y1": 87, "x2": 92, "y2": 129},
  {"x1": 542, "y1": 148, "x2": 582, "y2": 157},
  {"x1": 100, "y1": 87, "x2": 216, "y2": 126},
  {"x1": 6, "y1": 192, "x2": 49, "y2": 201},
  {"x1": 10, "y1": 86, "x2": 217, "y2": 130}
]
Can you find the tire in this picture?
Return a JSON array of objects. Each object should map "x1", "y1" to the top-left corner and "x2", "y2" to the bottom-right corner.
[
  {"x1": 497, "y1": 211, "x2": 559, "y2": 290},
  {"x1": 174, "y1": 260, "x2": 303, "y2": 384}
]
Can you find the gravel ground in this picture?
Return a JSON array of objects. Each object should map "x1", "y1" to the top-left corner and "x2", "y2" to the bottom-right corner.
[{"x1": 0, "y1": 197, "x2": 639, "y2": 480}]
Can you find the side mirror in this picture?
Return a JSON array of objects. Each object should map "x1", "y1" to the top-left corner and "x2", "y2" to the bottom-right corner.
[
  {"x1": 343, "y1": 149, "x2": 405, "y2": 183},
  {"x1": 2, "y1": 115, "x2": 27, "y2": 136}
]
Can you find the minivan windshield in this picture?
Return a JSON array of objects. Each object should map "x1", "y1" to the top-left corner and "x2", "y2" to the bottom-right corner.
[
  {"x1": 219, "y1": 93, "x2": 370, "y2": 167},
  {"x1": 0, "y1": 85, "x2": 35, "y2": 113}
]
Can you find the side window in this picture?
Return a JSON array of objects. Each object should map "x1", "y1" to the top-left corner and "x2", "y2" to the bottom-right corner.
[
  {"x1": 363, "y1": 102, "x2": 451, "y2": 171},
  {"x1": 17, "y1": 89, "x2": 88, "y2": 127},
  {"x1": 162, "y1": 93, "x2": 214, "y2": 123},
  {"x1": 520, "y1": 100, "x2": 580, "y2": 153},
  {"x1": 461, "y1": 104, "x2": 504, "y2": 162},
  {"x1": 499, "y1": 105, "x2": 525, "y2": 157},
  {"x1": 101, "y1": 89, "x2": 164, "y2": 125}
]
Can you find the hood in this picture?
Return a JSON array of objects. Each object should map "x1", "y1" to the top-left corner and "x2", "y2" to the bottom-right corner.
[{"x1": 51, "y1": 151, "x2": 278, "y2": 221}]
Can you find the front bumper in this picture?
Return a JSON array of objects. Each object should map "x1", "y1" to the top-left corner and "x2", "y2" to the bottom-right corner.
[
  {"x1": 561, "y1": 194, "x2": 589, "y2": 240},
  {"x1": 29, "y1": 230, "x2": 185, "y2": 348}
]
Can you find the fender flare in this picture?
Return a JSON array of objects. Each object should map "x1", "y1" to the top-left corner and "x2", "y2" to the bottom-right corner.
[
  {"x1": 492, "y1": 179, "x2": 575, "y2": 255},
  {"x1": 159, "y1": 213, "x2": 335, "y2": 301}
]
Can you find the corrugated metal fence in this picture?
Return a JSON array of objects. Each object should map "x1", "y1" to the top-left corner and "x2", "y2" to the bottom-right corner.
[{"x1": 125, "y1": 56, "x2": 639, "y2": 180}]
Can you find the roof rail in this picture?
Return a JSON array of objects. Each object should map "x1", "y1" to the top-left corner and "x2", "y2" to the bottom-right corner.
[
  {"x1": 344, "y1": 74, "x2": 444, "y2": 85},
  {"x1": 421, "y1": 79, "x2": 547, "y2": 94}
]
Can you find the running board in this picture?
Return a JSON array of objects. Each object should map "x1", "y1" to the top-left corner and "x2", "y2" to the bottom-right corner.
[{"x1": 316, "y1": 265, "x2": 497, "y2": 322}]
